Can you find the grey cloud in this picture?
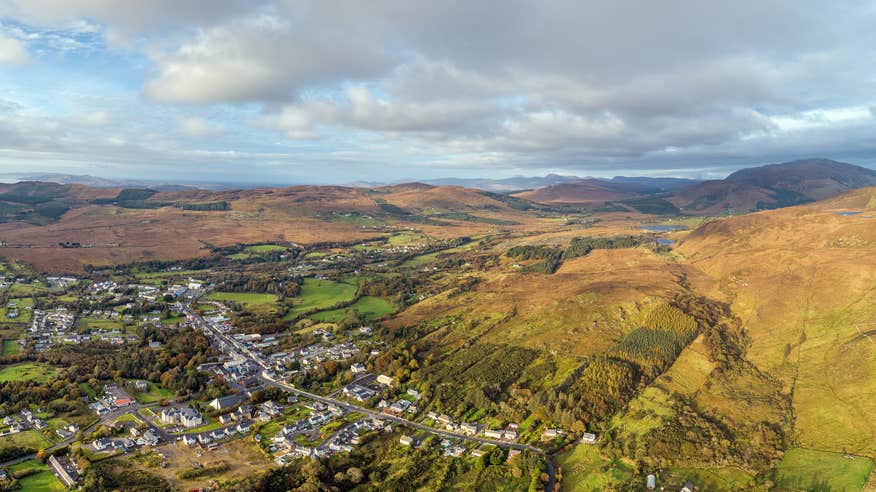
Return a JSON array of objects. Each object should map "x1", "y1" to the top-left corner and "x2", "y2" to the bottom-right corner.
[{"x1": 1, "y1": 0, "x2": 876, "y2": 180}]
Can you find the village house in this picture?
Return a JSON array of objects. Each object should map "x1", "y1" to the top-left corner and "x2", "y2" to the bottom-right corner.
[
  {"x1": 47, "y1": 455, "x2": 79, "y2": 488},
  {"x1": 209, "y1": 393, "x2": 245, "y2": 411},
  {"x1": 399, "y1": 435, "x2": 419, "y2": 447},
  {"x1": 461, "y1": 423, "x2": 481, "y2": 436},
  {"x1": 580, "y1": 432, "x2": 598, "y2": 444},
  {"x1": 160, "y1": 407, "x2": 204, "y2": 428},
  {"x1": 376, "y1": 374, "x2": 394, "y2": 386},
  {"x1": 484, "y1": 428, "x2": 505, "y2": 440}
]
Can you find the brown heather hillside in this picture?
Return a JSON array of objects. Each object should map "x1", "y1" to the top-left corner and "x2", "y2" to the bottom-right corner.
[
  {"x1": 677, "y1": 187, "x2": 876, "y2": 456},
  {"x1": 0, "y1": 183, "x2": 557, "y2": 272},
  {"x1": 512, "y1": 179, "x2": 641, "y2": 204}
]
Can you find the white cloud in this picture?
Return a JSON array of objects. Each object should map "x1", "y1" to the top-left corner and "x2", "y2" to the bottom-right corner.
[
  {"x1": 0, "y1": 33, "x2": 27, "y2": 63},
  {"x1": 81, "y1": 111, "x2": 112, "y2": 126},
  {"x1": 178, "y1": 117, "x2": 223, "y2": 138}
]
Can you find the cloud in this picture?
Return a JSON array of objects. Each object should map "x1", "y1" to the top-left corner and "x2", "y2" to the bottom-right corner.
[
  {"x1": 143, "y1": 13, "x2": 393, "y2": 103},
  {"x1": 1, "y1": 0, "x2": 876, "y2": 181},
  {"x1": 0, "y1": 33, "x2": 27, "y2": 63},
  {"x1": 178, "y1": 117, "x2": 223, "y2": 138},
  {"x1": 80, "y1": 111, "x2": 112, "y2": 126}
]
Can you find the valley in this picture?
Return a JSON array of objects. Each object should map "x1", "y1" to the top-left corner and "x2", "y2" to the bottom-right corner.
[{"x1": 0, "y1": 160, "x2": 874, "y2": 491}]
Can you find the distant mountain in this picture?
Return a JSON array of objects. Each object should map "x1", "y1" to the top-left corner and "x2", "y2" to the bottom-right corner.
[
  {"x1": 510, "y1": 176, "x2": 701, "y2": 215},
  {"x1": 671, "y1": 158, "x2": 876, "y2": 214},
  {"x1": 608, "y1": 176, "x2": 702, "y2": 193},
  {"x1": 512, "y1": 179, "x2": 644, "y2": 204},
  {"x1": 423, "y1": 174, "x2": 583, "y2": 192},
  {"x1": 2, "y1": 173, "x2": 233, "y2": 192}
]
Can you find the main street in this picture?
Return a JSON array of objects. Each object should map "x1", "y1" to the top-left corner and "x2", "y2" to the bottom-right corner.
[
  {"x1": 184, "y1": 304, "x2": 545, "y2": 454},
  {"x1": 184, "y1": 303, "x2": 557, "y2": 490}
]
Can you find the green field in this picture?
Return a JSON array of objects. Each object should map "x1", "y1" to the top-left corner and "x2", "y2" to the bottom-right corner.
[
  {"x1": 310, "y1": 296, "x2": 395, "y2": 322},
  {"x1": 0, "y1": 429, "x2": 52, "y2": 449},
  {"x1": 9, "y1": 460, "x2": 66, "y2": 492},
  {"x1": 208, "y1": 291, "x2": 277, "y2": 306},
  {"x1": 1, "y1": 298, "x2": 34, "y2": 323},
  {"x1": 775, "y1": 448, "x2": 873, "y2": 492},
  {"x1": 245, "y1": 244, "x2": 287, "y2": 253},
  {"x1": 283, "y1": 278, "x2": 358, "y2": 319},
  {"x1": 2, "y1": 339, "x2": 22, "y2": 355},
  {"x1": 386, "y1": 232, "x2": 428, "y2": 246},
  {"x1": 133, "y1": 381, "x2": 175, "y2": 403},
  {"x1": 5, "y1": 283, "x2": 49, "y2": 297},
  {"x1": 0, "y1": 362, "x2": 59, "y2": 383},
  {"x1": 557, "y1": 444, "x2": 633, "y2": 491},
  {"x1": 658, "y1": 467, "x2": 754, "y2": 491},
  {"x1": 75, "y1": 317, "x2": 124, "y2": 331}
]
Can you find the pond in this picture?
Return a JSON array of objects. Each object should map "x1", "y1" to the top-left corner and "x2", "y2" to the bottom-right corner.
[
  {"x1": 640, "y1": 224, "x2": 687, "y2": 232},
  {"x1": 657, "y1": 238, "x2": 675, "y2": 246},
  {"x1": 835, "y1": 211, "x2": 862, "y2": 216}
]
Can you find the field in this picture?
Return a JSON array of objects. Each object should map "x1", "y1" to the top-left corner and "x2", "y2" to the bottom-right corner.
[
  {"x1": 2, "y1": 339, "x2": 22, "y2": 355},
  {"x1": 283, "y1": 278, "x2": 358, "y2": 319},
  {"x1": 75, "y1": 316, "x2": 124, "y2": 331},
  {"x1": 0, "y1": 362, "x2": 59, "y2": 383},
  {"x1": 133, "y1": 381, "x2": 175, "y2": 403},
  {"x1": 4, "y1": 283, "x2": 49, "y2": 297},
  {"x1": 657, "y1": 467, "x2": 754, "y2": 491},
  {"x1": 208, "y1": 292, "x2": 279, "y2": 314},
  {"x1": 244, "y1": 244, "x2": 287, "y2": 253},
  {"x1": 774, "y1": 448, "x2": 873, "y2": 492},
  {"x1": 557, "y1": 444, "x2": 633, "y2": 491},
  {"x1": 9, "y1": 460, "x2": 66, "y2": 492},
  {"x1": 1, "y1": 298, "x2": 34, "y2": 323},
  {"x1": 114, "y1": 438, "x2": 272, "y2": 490},
  {"x1": 208, "y1": 291, "x2": 277, "y2": 305},
  {"x1": 310, "y1": 296, "x2": 395, "y2": 322},
  {"x1": 0, "y1": 429, "x2": 53, "y2": 449}
]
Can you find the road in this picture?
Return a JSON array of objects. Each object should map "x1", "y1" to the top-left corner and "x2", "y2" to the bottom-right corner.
[
  {"x1": 0, "y1": 400, "x2": 162, "y2": 468},
  {"x1": 185, "y1": 304, "x2": 556, "y2": 488}
]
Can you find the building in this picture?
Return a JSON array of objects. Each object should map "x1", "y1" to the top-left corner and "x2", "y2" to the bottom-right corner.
[
  {"x1": 133, "y1": 380, "x2": 149, "y2": 392},
  {"x1": 104, "y1": 384, "x2": 134, "y2": 407},
  {"x1": 580, "y1": 432, "x2": 598, "y2": 444},
  {"x1": 376, "y1": 374, "x2": 394, "y2": 386},
  {"x1": 261, "y1": 400, "x2": 283, "y2": 417},
  {"x1": 350, "y1": 363, "x2": 366, "y2": 374},
  {"x1": 399, "y1": 435, "x2": 419, "y2": 447},
  {"x1": 343, "y1": 384, "x2": 375, "y2": 402},
  {"x1": 461, "y1": 423, "x2": 480, "y2": 436},
  {"x1": 484, "y1": 429, "x2": 504, "y2": 440},
  {"x1": 47, "y1": 455, "x2": 79, "y2": 488},
  {"x1": 160, "y1": 407, "x2": 203, "y2": 428},
  {"x1": 681, "y1": 482, "x2": 695, "y2": 492},
  {"x1": 646, "y1": 474, "x2": 657, "y2": 490},
  {"x1": 542, "y1": 428, "x2": 564, "y2": 440},
  {"x1": 142, "y1": 429, "x2": 160, "y2": 446},
  {"x1": 92, "y1": 438, "x2": 111, "y2": 451},
  {"x1": 209, "y1": 393, "x2": 245, "y2": 411}
]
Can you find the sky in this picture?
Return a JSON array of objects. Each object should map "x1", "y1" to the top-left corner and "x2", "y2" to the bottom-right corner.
[{"x1": 0, "y1": 0, "x2": 875, "y2": 185}]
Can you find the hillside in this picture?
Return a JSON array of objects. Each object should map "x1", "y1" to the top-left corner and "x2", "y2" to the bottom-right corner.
[
  {"x1": 512, "y1": 179, "x2": 644, "y2": 204},
  {"x1": 677, "y1": 187, "x2": 876, "y2": 457},
  {"x1": 0, "y1": 182, "x2": 552, "y2": 272},
  {"x1": 672, "y1": 158, "x2": 876, "y2": 214}
]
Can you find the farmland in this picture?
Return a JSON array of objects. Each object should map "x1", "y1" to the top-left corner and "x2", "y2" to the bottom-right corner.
[
  {"x1": 775, "y1": 449, "x2": 873, "y2": 492},
  {"x1": 0, "y1": 362, "x2": 59, "y2": 383},
  {"x1": 309, "y1": 296, "x2": 396, "y2": 322},
  {"x1": 283, "y1": 278, "x2": 358, "y2": 319}
]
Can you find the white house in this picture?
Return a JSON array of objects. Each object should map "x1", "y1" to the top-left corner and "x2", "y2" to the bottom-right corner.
[{"x1": 376, "y1": 374, "x2": 394, "y2": 386}]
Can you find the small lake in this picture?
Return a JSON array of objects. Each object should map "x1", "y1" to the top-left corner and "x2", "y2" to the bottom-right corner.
[
  {"x1": 640, "y1": 225, "x2": 687, "y2": 232},
  {"x1": 657, "y1": 238, "x2": 675, "y2": 246},
  {"x1": 835, "y1": 211, "x2": 862, "y2": 216}
]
